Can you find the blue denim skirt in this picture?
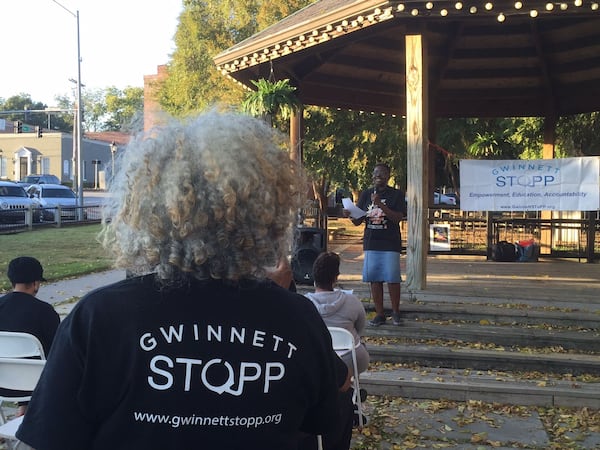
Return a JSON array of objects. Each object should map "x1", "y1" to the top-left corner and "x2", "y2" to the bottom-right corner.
[{"x1": 362, "y1": 250, "x2": 401, "y2": 283}]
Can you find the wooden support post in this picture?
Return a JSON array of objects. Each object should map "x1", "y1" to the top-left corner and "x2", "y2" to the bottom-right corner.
[
  {"x1": 586, "y1": 212, "x2": 596, "y2": 263},
  {"x1": 405, "y1": 34, "x2": 428, "y2": 291},
  {"x1": 540, "y1": 115, "x2": 556, "y2": 255},
  {"x1": 290, "y1": 107, "x2": 303, "y2": 166}
]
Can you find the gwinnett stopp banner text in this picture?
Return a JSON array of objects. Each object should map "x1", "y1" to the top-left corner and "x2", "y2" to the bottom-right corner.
[{"x1": 459, "y1": 157, "x2": 600, "y2": 211}]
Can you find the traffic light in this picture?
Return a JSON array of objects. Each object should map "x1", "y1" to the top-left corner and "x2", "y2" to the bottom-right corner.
[
  {"x1": 36, "y1": 126, "x2": 43, "y2": 138},
  {"x1": 13, "y1": 121, "x2": 22, "y2": 134}
]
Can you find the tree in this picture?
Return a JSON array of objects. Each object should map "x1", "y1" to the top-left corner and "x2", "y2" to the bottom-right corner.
[
  {"x1": 557, "y1": 112, "x2": 600, "y2": 156},
  {"x1": 81, "y1": 89, "x2": 107, "y2": 133},
  {"x1": 51, "y1": 95, "x2": 76, "y2": 132},
  {"x1": 103, "y1": 86, "x2": 144, "y2": 132},
  {"x1": 55, "y1": 87, "x2": 143, "y2": 133},
  {"x1": 0, "y1": 94, "x2": 47, "y2": 129},
  {"x1": 158, "y1": 1, "x2": 246, "y2": 116},
  {"x1": 435, "y1": 117, "x2": 545, "y2": 194},
  {"x1": 303, "y1": 108, "x2": 406, "y2": 210},
  {"x1": 159, "y1": 0, "x2": 313, "y2": 116}
]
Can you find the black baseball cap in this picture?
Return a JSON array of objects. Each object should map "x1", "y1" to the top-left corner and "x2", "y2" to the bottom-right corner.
[{"x1": 7, "y1": 257, "x2": 47, "y2": 284}]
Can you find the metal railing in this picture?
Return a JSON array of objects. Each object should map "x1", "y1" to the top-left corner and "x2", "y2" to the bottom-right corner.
[
  {"x1": 422, "y1": 209, "x2": 599, "y2": 262},
  {"x1": 4, "y1": 204, "x2": 598, "y2": 262},
  {"x1": 0, "y1": 205, "x2": 103, "y2": 233}
]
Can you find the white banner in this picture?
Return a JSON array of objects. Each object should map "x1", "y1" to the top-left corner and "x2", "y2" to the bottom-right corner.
[{"x1": 460, "y1": 157, "x2": 600, "y2": 211}]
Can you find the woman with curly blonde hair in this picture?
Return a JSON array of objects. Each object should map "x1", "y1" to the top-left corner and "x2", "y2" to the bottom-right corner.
[{"x1": 17, "y1": 110, "x2": 342, "y2": 450}]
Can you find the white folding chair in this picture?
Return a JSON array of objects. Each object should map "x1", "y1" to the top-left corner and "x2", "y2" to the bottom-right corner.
[
  {"x1": 327, "y1": 326, "x2": 364, "y2": 428},
  {"x1": 0, "y1": 358, "x2": 46, "y2": 449},
  {"x1": 0, "y1": 332, "x2": 46, "y2": 425},
  {"x1": 0, "y1": 332, "x2": 46, "y2": 360}
]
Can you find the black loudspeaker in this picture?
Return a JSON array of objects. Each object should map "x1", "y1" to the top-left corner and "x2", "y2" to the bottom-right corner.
[{"x1": 291, "y1": 227, "x2": 326, "y2": 284}]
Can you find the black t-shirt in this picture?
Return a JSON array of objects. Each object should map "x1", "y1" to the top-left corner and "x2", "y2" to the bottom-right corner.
[
  {"x1": 0, "y1": 291, "x2": 60, "y2": 356},
  {"x1": 17, "y1": 275, "x2": 340, "y2": 450},
  {"x1": 356, "y1": 186, "x2": 406, "y2": 252}
]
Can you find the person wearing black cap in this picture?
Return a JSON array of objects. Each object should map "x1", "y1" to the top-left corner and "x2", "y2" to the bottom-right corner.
[
  {"x1": 0, "y1": 256, "x2": 60, "y2": 416},
  {"x1": 0, "y1": 256, "x2": 60, "y2": 358}
]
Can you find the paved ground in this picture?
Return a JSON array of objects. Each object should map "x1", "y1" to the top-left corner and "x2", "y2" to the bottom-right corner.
[
  {"x1": 37, "y1": 269, "x2": 126, "y2": 316},
  {"x1": 30, "y1": 238, "x2": 600, "y2": 449},
  {"x1": 353, "y1": 395, "x2": 600, "y2": 449},
  {"x1": 326, "y1": 236, "x2": 600, "y2": 311}
]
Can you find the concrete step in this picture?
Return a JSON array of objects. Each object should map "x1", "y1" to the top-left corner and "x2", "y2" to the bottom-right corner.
[
  {"x1": 358, "y1": 304, "x2": 600, "y2": 406},
  {"x1": 366, "y1": 343, "x2": 600, "y2": 375},
  {"x1": 364, "y1": 321, "x2": 600, "y2": 351},
  {"x1": 359, "y1": 367, "x2": 600, "y2": 409},
  {"x1": 393, "y1": 303, "x2": 600, "y2": 329}
]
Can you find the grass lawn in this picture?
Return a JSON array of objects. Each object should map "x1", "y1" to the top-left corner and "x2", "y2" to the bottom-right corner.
[
  {"x1": 0, "y1": 224, "x2": 114, "y2": 293},
  {"x1": 0, "y1": 218, "x2": 359, "y2": 293}
]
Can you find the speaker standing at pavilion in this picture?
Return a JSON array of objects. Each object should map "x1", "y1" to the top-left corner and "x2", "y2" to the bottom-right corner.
[{"x1": 343, "y1": 163, "x2": 407, "y2": 327}]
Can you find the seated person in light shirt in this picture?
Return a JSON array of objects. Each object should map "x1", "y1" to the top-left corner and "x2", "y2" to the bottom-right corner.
[{"x1": 305, "y1": 252, "x2": 370, "y2": 375}]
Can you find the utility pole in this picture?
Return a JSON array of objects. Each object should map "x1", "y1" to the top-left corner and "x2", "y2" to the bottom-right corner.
[{"x1": 53, "y1": 0, "x2": 84, "y2": 217}]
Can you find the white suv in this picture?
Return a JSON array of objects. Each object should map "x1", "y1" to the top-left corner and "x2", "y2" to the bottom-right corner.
[
  {"x1": 18, "y1": 174, "x2": 61, "y2": 188},
  {"x1": 0, "y1": 181, "x2": 41, "y2": 224},
  {"x1": 26, "y1": 184, "x2": 81, "y2": 221}
]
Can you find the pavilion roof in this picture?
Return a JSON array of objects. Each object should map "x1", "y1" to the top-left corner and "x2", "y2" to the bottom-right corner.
[{"x1": 214, "y1": 0, "x2": 600, "y2": 117}]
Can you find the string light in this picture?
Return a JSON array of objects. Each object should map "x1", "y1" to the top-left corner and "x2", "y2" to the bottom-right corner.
[
  {"x1": 389, "y1": 0, "x2": 599, "y2": 17},
  {"x1": 221, "y1": 2, "x2": 600, "y2": 75}
]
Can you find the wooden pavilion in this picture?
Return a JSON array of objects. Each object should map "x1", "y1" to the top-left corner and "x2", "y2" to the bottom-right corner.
[{"x1": 214, "y1": 0, "x2": 600, "y2": 290}]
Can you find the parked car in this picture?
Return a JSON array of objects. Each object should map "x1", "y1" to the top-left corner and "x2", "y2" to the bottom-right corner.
[
  {"x1": 26, "y1": 184, "x2": 83, "y2": 221},
  {"x1": 0, "y1": 180, "x2": 41, "y2": 223},
  {"x1": 434, "y1": 192, "x2": 457, "y2": 206},
  {"x1": 18, "y1": 174, "x2": 61, "y2": 188}
]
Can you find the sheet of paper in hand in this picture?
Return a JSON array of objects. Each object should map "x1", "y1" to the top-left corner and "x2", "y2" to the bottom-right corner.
[{"x1": 342, "y1": 198, "x2": 366, "y2": 219}]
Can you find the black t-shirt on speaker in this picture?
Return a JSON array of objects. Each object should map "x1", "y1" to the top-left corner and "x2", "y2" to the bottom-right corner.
[{"x1": 356, "y1": 186, "x2": 406, "y2": 253}]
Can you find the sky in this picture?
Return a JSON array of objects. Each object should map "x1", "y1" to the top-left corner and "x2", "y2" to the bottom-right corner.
[{"x1": 0, "y1": 0, "x2": 183, "y2": 107}]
